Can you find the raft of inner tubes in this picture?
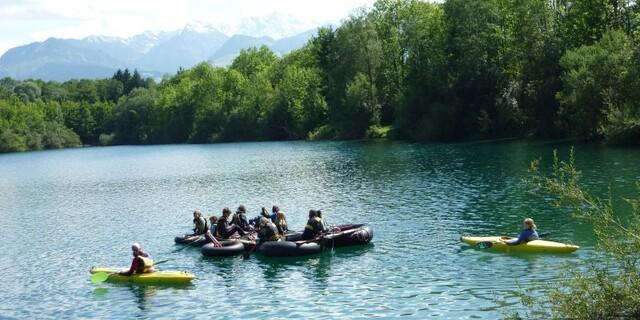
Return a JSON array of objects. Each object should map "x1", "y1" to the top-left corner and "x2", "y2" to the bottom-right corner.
[
  {"x1": 257, "y1": 224, "x2": 374, "y2": 257},
  {"x1": 175, "y1": 224, "x2": 373, "y2": 258}
]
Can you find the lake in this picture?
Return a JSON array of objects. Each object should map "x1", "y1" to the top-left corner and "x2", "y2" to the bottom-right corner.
[{"x1": 1, "y1": 140, "x2": 638, "y2": 319}]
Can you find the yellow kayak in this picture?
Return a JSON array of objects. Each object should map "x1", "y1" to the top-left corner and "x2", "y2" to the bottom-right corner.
[
  {"x1": 460, "y1": 236, "x2": 579, "y2": 253},
  {"x1": 90, "y1": 267, "x2": 195, "y2": 285}
]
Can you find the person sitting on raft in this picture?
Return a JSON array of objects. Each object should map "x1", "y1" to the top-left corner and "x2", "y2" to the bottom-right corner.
[
  {"x1": 257, "y1": 217, "x2": 281, "y2": 245},
  {"x1": 119, "y1": 243, "x2": 155, "y2": 276},
  {"x1": 270, "y1": 205, "x2": 279, "y2": 223},
  {"x1": 203, "y1": 215, "x2": 223, "y2": 248},
  {"x1": 217, "y1": 207, "x2": 247, "y2": 239},
  {"x1": 250, "y1": 207, "x2": 272, "y2": 227},
  {"x1": 183, "y1": 210, "x2": 208, "y2": 241},
  {"x1": 192, "y1": 210, "x2": 208, "y2": 235},
  {"x1": 209, "y1": 215, "x2": 218, "y2": 235},
  {"x1": 231, "y1": 205, "x2": 252, "y2": 231},
  {"x1": 503, "y1": 218, "x2": 539, "y2": 245},
  {"x1": 275, "y1": 210, "x2": 288, "y2": 235},
  {"x1": 301, "y1": 209, "x2": 326, "y2": 240}
]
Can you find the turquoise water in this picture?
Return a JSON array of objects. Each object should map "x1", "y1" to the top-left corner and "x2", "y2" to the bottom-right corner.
[{"x1": 1, "y1": 141, "x2": 639, "y2": 319}]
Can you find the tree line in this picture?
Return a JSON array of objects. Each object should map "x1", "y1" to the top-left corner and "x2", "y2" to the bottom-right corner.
[{"x1": 2, "y1": 0, "x2": 640, "y2": 153}]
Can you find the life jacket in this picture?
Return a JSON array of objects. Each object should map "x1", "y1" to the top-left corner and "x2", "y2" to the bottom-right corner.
[
  {"x1": 306, "y1": 217, "x2": 324, "y2": 234},
  {"x1": 315, "y1": 217, "x2": 325, "y2": 233},
  {"x1": 194, "y1": 217, "x2": 208, "y2": 234},
  {"x1": 136, "y1": 256, "x2": 155, "y2": 273},
  {"x1": 260, "y1": 223, "x2": 281, "y2": 241},
  {"x1": 305, "y1": 217, "x2": 317, "y2": 231}
]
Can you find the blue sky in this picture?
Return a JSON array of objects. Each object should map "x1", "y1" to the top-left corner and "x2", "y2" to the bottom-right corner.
[{"x1": 0, "y1": 0, "x2": 376, "y2": 54}]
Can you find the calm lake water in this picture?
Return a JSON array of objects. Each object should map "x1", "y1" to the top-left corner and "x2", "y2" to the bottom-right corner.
[{"x1": 1, "y1": 141, "x2": 639, "y2": 319}]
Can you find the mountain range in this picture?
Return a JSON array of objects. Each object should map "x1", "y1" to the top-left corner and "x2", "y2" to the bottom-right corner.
[{"x1": 0, "y1": 23, "x2": 318, "y2": 81}]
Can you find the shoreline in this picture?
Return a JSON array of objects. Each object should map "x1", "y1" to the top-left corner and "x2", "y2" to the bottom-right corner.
[{"x1": 0, "y1": 135, "x2": 625, "y2": 155}]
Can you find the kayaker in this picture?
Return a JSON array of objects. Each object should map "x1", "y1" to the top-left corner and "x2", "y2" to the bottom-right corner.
[
  {"x1": 217, "y1": 207, "x2": 247, "y2": 239},
  {"x1": 119, "y1": 243, "x2": 155, "y2": 276},
  {"x1": 504, "y1": 218, "x2": 539, "y2": 245},
  {"x1": 257, "y1": 217, "x2": 281, "y2": 245},
  {"x1": 275, "y1": 210, "x2": 288, "y2": 235},
  {"x1": 301, "y1": 209, "x2": 325, "y2": 240},
  {"x1": 231, "y1": 205, "x2": 252, "y2": 231}
]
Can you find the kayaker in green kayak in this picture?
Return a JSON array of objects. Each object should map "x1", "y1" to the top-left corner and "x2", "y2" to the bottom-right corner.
[
  {"x1": 503, "y1": 218, "x2": 539, "y2": 245},
  {"x1": 118, "y1": 243, "x2": 155, "y2": 276}
]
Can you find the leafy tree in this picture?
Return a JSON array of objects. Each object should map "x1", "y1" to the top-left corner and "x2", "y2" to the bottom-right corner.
[
  {"x1": 230, "y1": 46, "x2": 278, "y2": 79},
  {"x1": 14, "y1": 82, "x2": 41, "y2": 102},
  {"x1": 114, "y1": 87, "x2": 156, "y2": 144},
  {"x1": 557, "y1": 30, "x2": 638, "y2": 139}
]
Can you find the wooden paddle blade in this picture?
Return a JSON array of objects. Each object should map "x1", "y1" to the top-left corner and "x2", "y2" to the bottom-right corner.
[{"x1": 91, "y1": 272, "x2": 110, "y2": 284}]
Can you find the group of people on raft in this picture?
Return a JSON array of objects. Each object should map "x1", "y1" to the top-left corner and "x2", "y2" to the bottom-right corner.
[
  {"x1": 185, "y1": 205, "x2": 329, "y2": 246},
  {"x1": 119, "y1": 205, "x2": 329, "y2": 276}
]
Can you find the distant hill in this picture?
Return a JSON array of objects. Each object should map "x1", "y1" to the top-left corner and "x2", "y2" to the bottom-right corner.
[
  {"x1": 209, "y1": 35, "x2": 275, "y2": 66},
  {"x1": 0, "y1": 24, "x2": 317, "y2": 81}
]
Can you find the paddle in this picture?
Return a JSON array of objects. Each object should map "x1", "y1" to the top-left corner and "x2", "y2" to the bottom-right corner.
[
  {"x1": 90, "y1": 259, "x2": 170, "y2": 284},
  {"x1": 475, "y1": 232, "x2": 551, "y2": 250}
]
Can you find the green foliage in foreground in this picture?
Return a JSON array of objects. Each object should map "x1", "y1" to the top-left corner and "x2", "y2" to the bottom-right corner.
[
  {"x1": 511, "y1": 150, "x2": 640, "y2": 319},
  {"x1": 2, "y1": 0, "x2": 640, "y2": 153}
]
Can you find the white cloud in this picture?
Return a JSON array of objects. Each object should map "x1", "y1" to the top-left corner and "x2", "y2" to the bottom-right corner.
[{"x1": 0, "y1": 0, "x2": 376, "y2": 55}]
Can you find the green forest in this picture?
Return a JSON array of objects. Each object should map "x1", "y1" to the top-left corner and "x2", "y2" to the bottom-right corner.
[{"x1": 2, "y1": 0, "x2": 640, "y2": 153}]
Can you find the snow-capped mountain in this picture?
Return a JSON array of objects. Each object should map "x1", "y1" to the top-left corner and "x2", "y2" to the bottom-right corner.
[{"x1": 0, "y1": 21, "x2": 319, "y2": 81}]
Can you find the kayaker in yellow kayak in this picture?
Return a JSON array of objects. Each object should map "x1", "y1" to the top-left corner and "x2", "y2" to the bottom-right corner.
[
  {"x1": 503, "y1": 218, "x2": 539, "y2": 245},
  {"x1": 118, "y1": 243, "x2": 155, "y2": 276}
]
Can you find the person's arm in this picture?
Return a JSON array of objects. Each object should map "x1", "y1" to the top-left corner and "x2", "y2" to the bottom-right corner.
[
  {"x1": 505, "y1": 230, "x2": 532, "y2": 246},
  {"x1": 119, "y1": 257, "x2": 139, "y2": 276}
]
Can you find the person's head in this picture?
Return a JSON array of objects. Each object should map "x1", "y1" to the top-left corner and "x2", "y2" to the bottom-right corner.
[
  {"x1": 222, "y1": 207, "x2": 231, "y2": 217},
  {"x1": 272, "y1": 205, "x2": 279, "y2": 213},
  {"x1": 523, "y1": 218, "x2": 536, "y2": 230},
  {"x1": 131, "y1": 243, "x2": 142, "y2": 256},
  {"x1": 308, "y1": 209, "x2": 317, "y2": 218},
  {"x1": 193, "y1": 210, "x2": 202, "y2": 219},
  {"x1": 209, "y1": 215, "x2": 218, "y2": 224},
  {"x1": 276, "y1": 211, "x2": 286, "y2": 221},
  {"x1": 317, "y1": 210, "x2": 322, "y2": 218},
  {"x1": 237, "y1": 205, "x2": 246, "y2": 213}
]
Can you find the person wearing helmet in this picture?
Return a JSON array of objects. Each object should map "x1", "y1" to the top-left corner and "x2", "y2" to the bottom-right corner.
[
  {"x1": 504, "y1": 218, "x2": 539, "y2": 245},
  {"x1": 119, "y1": 243, "x2": 155, "y2": 276}
]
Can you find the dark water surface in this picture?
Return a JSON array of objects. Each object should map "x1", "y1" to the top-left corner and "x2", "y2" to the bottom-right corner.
[{"x1": 1, "y1": 141, "x2": 639, "y2": 319}]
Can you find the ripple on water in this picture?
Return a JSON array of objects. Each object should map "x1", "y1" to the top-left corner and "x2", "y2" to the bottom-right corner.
[{"x1": 0, "y1": 141, "x2": 634, "y2": 319}]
